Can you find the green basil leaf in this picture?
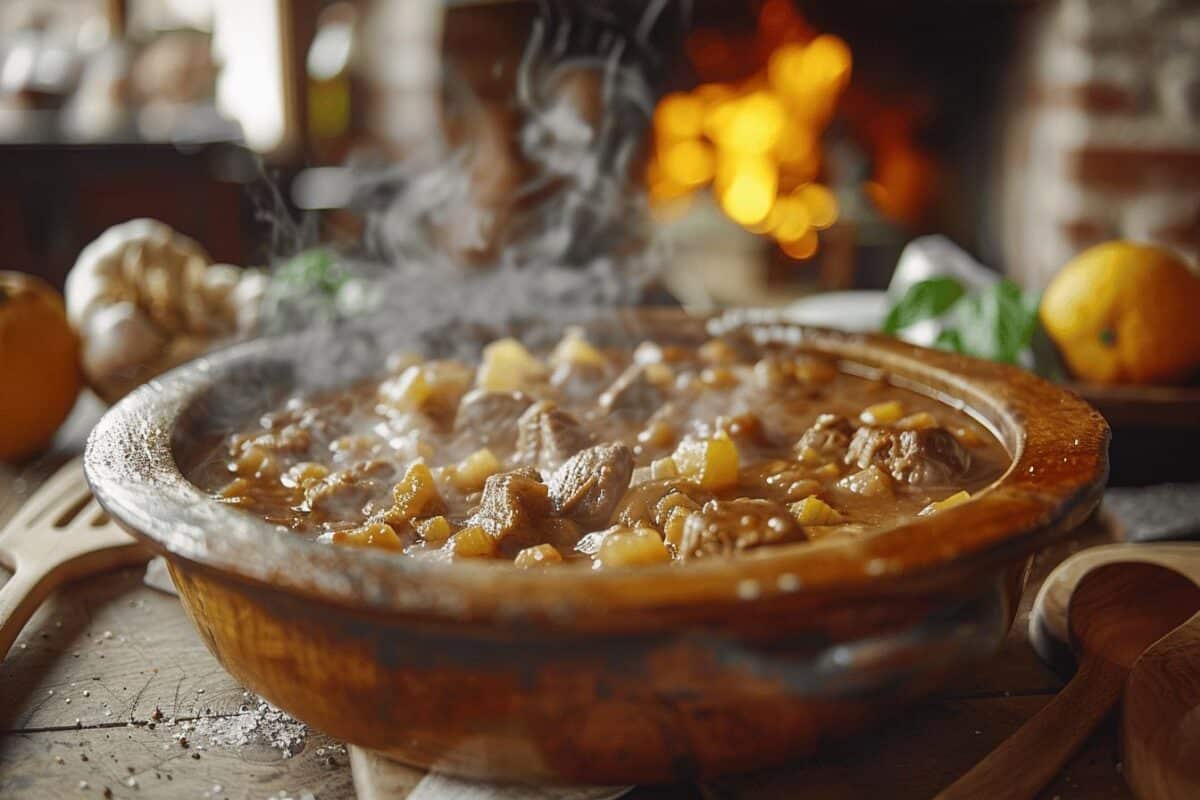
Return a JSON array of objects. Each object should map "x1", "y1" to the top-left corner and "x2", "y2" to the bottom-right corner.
[
  {"x1": 948, "y1": 280, "x2": 1041, "y2": 365},
  {"x1": 882, "y1": 277, "x2": 966, "y2": 335},
  {"x1": 934, "y1": 328, "x2": 964, "y2": 353},
  {"x1": 275, "y1": 248, "x2": 346, "y2": 296}
]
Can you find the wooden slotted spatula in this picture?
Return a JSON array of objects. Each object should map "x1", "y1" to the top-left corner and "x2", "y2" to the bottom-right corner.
[{"x1": 0, "y1": 457, "x2": 148, "y2": 660}]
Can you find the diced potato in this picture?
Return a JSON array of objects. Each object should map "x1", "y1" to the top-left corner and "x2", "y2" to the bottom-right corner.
[
  {"x1": 417, "y1": 515, "x2": 452, "y2": 543},
  {"x1": 650, "y1": 456, "x2": 678, "y2": 480},
  {"x1": 281, "y1": 461, "x2": 330, "y2": 491},
  {"x1": 234, "y1": 446, "x2": 277, "y2": 478},
  {"x1": 814, "y1": 462, "x2": 840, "y2": 480},
  {"x1": 638, "y1": 420, "x2": 676, "y2": 448},
  {"x1": 953, "y1": 426, "x2": 984, "y2": 447},
  {"x1": 475, "y1": 338, "x2": 546, "y2": 392},
  {"x1": 378, "y1": 365, "x2": 431, "y2": 410},
  {"x1": 897, "y1": 411, "x2": 938, "y2": 430},
  {"x1": 673, "y1": 432, "x2": 740, "y2": 491},
  {"x1": 595, "y1": 527, "x2": 671, "y2": 568},
  {"x1": 919, "y1": 490, "x2": 971, "y2": 516},
  {"x1": 448, "y1": 448, "x2": 502, "y2": 493},
  {"x1": 387, "y1": 462, "x2": 446, "y2": 524},
  {"x1": 654, "y1": 490, "x2": 701, "y2": 525},
  {"x1": 789, "y1": 495, "x2": 843, "y2": 525},
  {"x1": 783, "y1": 479, "x2": 822, "y2": 502},
  {"x1": 661, "y1": 507, "x2": 693, "y2": 550},
  {"x1": 643, "y1": 362, "x2": 675, "y2": 387},
  {"x1": 385, "y1": 350, "x2": 423, "y2": 373},
  {"x1": 797, "y1": 446, "x2": 822, "y2": 465},
  {"x1": 331, "y1": 522, "x2": 405, "y2": 551},
  {"x1": 514, "y1": 543, "x2": 563, "y2": 568},
  {"x1": 754, "y1": 357, "x2": 792, "y2": 389},
  {"x1": 793, "y1": 356, "x2": 838, "y2": 384},
  {"x1": 698, "y1": 338, "x2": 738, "y2": 364},
  {"x1": 448, "y1": 526, "x2": 496, "y2": 558},
  {"x1": 860, "y1": 401, "x2": 904, "y2": 425},
  {"x1": 549, "y1": 328, "x2": 607, "y2": 368},
  {"x1": 700, "y1": 366, "x2": 738, "y2": 388},
  {"x1": 717, "y1": 413, "x2": 763, "y2": 441},
  {"x1": 837, "y1": 465, "x2": 893, "y2": 497}
]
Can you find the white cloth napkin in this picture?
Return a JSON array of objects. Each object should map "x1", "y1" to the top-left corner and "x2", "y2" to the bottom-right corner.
[{"x1": 784, "y1": 234, "x2": 1004, "y2": 339}]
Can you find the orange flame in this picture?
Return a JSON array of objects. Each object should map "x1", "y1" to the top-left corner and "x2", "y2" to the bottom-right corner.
[{"x1": 648, "y1": 3, "x2": 850, "y2": 260}]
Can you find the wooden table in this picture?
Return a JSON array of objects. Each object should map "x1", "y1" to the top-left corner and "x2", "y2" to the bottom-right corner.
[{"x1": 0, "y1": 398, "x2": 1131, "y2": 800}]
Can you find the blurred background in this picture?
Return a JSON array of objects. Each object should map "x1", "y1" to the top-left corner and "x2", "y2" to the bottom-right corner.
[{"x1": 2, "y1": 0, "x2": 1197, "y2": 302}]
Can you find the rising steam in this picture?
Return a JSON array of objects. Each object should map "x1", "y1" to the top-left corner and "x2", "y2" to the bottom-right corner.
[{"x1": 264, "y1": 0, "x2": 690, "y2": 350}]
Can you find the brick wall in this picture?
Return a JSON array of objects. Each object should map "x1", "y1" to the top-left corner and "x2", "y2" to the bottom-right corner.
[{"x1": 1001, "y1": 0, "x2": 1200, "y2": 287}]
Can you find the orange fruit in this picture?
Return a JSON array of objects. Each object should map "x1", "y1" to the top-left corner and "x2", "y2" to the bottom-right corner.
[
  {"x1": 0, "y1": 272, "x2": 81, "y2": 462},
  {"x1": 1040, "y1": 242, "x2": 1200, "y2": 385}
]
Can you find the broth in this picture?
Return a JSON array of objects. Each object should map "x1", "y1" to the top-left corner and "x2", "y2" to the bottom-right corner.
[{"x1": 206, "y1": 329, "x2": 1010, "y2": 568}]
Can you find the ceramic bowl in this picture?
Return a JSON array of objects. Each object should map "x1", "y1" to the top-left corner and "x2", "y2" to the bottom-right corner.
[{"x1": 84, "y1": 310, "x2": 1109, "y2": 783}]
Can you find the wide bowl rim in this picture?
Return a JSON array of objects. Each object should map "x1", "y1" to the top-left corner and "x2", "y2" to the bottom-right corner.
[{"x1": 84, "y1": 309, "x2": 1109, "y2": 627}]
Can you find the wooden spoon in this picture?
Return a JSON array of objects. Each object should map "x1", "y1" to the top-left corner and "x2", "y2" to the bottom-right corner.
[
  {"x1": 0, "y1": 458, "x2": 148, "y2": 660},
  {"x1": 936, "y1": 561, "x2": 1200, "y2": 800},
  {"x1": 1031, "y1": 543, "x2": 1200, "y2": 677},
  {"x1": 1122, "y1": 607, "x2": 1200, "y2": 799}
]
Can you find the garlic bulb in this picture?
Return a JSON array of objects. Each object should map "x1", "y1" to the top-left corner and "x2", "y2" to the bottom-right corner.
[{"x1": 65, "y1": 219, "x2": 267, "y2": 402}]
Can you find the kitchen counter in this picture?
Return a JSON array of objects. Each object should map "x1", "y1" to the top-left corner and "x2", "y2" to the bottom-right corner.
[{"x1": 0, "y1": 397, "x2": 1131, "y2": 800}]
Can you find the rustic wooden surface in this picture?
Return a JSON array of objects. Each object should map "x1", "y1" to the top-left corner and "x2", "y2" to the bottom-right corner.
[{"x1": 0, "y1": 397, "x2": 1132, "y2": 800}]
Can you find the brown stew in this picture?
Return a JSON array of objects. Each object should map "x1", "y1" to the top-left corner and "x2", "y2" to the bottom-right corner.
[{"x1": 209, "y1": 330, "x2": 1010, "y2": 568}]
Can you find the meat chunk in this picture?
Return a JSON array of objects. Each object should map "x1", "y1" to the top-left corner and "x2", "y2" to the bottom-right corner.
[
  {"x1": 464, "y1": 468, "x2": 551, "y2": 544},
  {"x1": 547, "y1": 443, "x2": 634, "y2": 529},
  {"x1": 844, "y1": 426, "x2": 894, "y2": 471},
  {"x1": 515, "y1": 401, "x2": 591, "y2": 471},
  {"x1": 599, "y1": 365, "x2": 664, "y2": 417},
  {"x1": 678, "y1": 498, "x2": 805, "y2": 560},
  {"x1": 893, "y1": 428, "x2": 972, "y2": 485},
  {"x1": 305, "y1": 460, "x2": 395, "y2": 519},
  {"x1": 794, "y1": 414, "x2": 855, "y2": 459},
  {"x1": 454, "y1": 389, "x2": 534, "y2": 450},
  {"x1": 613, "y1": 478, "x2": 711, "y2": 529},
  {"x1": 378, "y1": 360, "x2": 473, "y2": 427},
  {"x1": 845, "y1": 426, "x2": 971, "y2": 486}
]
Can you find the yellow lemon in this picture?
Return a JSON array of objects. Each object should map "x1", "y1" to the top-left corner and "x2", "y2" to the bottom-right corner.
[{"x1": 1040, "y1": 242, "x2": 1200, "y2": 384}]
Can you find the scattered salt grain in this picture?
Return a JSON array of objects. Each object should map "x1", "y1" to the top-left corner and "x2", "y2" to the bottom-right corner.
[{"x1": 188, "y1": 698, "x2": 308, "y2": 758}]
